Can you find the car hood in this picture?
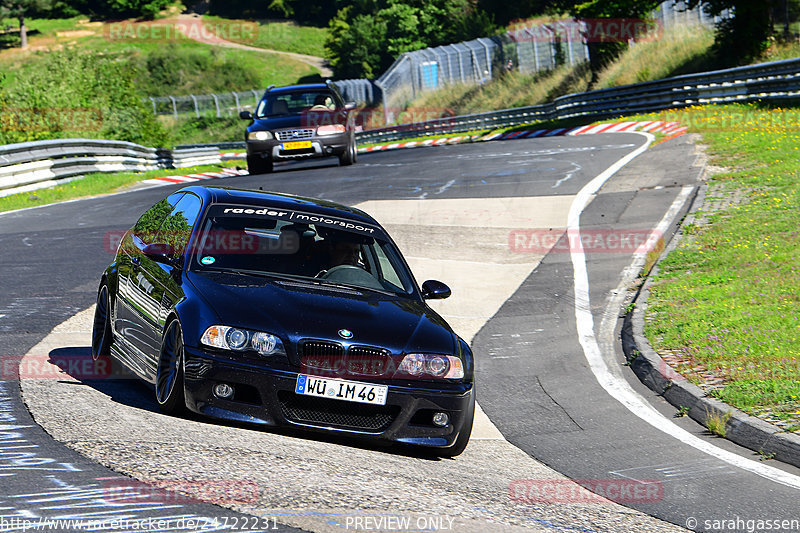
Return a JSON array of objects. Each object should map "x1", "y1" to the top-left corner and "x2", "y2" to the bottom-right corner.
[{"x1": 187, "y1": 271, "x2": 456, "y2": 358}]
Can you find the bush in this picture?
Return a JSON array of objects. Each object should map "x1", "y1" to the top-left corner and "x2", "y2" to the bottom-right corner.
[{"x1": 0, "y1": 49, "x2": 167, "y2": 146}]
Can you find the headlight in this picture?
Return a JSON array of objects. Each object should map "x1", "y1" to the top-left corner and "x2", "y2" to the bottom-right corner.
[
  {"x1": 316, "y1": 124, "x2": 345, "y2": 136},
  {"x1": 201, "y1": 325, "x2": 285, "y2": 356},
  {"x1": 248, "y1": 131, "x2": 272, "y2": 141},
  {"x1": 398, "y1": 354, "x2": 464, "y2": 379}
]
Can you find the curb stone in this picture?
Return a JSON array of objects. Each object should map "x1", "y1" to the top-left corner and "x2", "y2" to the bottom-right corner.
[{"x1": 621, "y1": 167, "x2": 800, "y2": 468}]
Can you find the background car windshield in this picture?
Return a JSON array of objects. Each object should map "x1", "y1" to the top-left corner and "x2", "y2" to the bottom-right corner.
[
  {"x1": 192, "y1": 206, "x2": 414, "y2": 295},
  {"x1": 256, "y1": 91, "x2": 337, "y2": 117}
]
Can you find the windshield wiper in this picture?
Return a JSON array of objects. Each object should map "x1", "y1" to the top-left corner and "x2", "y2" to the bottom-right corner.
[{"x1": 198, "y1": 267, "x2": 302, "y2": 282}]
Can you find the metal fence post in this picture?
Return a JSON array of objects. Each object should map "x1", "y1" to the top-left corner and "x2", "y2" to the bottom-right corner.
[
  {"x1": 169, "y1": 96, "x2": 178, "y2": 120},
  {"x1": 232, "y1": 92, "x2": 240, "y2": 113},
  {"x1": 212, "y1": 93, "x2": 221, "y2": 118},
  {"x1": 189, "y1": 95, "x2": 199, "y2": 118},
  {"x1": 149, "y1": 97, "x2": 157, "y2": 116}
]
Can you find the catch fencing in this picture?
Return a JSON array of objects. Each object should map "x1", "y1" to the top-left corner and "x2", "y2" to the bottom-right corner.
[{"x1": 148, "y1": 80, "x2": 376, "y2": 120}]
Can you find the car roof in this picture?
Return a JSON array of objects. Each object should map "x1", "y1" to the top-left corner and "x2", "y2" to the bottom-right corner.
[
  {"x1": 269, "y1": 84, "x2": 332, "y2": 95},
  {"x1": 178, "y1": 186, "x2": 379, "y2": 227}
]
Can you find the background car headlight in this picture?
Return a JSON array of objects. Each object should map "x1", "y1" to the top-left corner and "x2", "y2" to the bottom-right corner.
[
  {"x1": 316, "y1": 124, "x2": 345, "y2": 136},
  {"x1": 248, "y1": 131, "x2": 272, "y2": 141},
  {"x1": 201, "y1": 325, "x2": 285, "y2": 356},
  {"x1": 398, "y1": 354, "x2": 464, "y2": 379}
]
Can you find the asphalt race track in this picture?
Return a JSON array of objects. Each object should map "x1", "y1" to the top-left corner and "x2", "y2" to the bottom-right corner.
[{"x1": 2, "y1": 133, "x2": 799, "y2": 532}]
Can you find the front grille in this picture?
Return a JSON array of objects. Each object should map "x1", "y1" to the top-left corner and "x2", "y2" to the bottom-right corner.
[
  {"x1": 278, "y1": 391, "x2": 398, "y2": 432},
  {"x1": 302, "y1": 341, "x2": 344, "y2": 357},
  {"x1": 302, "y1": 341, "x2": 345, "y2": 374},
  {"x1": 347, "y1": 346, "x2": 393, "y2": 376},
  {"x1": 276, "y1": 128, "x2": 314, "y2": 141}
]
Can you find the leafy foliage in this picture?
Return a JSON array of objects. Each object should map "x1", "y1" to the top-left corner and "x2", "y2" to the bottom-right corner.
[
  {"x1": 686, "y1": 0, "x2": 775, "y2": 63},
  {"x1": 0, "y1": 49, "x2": 167, "y2": 146},
  {"x1": 325, "y1": 0, "x2": 498, "y2": 79}
]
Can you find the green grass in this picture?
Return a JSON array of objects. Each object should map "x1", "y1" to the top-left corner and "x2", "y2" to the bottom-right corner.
[
  {"x1": 640, "y1": 104, "x2": 800, "y2": 432},
  {"x1": 0, "y1": 18, "x2": 320, "y2": 93},
  {"x1": 595, "y1": 24, "x2": 716, "y2": 88},
  {"x1": 0, "y1": 162, "x2": 241, "y2": 213},
  {"x1": 202, "y1": 16, "x2": 328, "y2": 57}
]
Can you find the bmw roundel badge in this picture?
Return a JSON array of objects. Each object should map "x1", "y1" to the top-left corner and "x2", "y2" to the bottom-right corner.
[{"x1": 338, "y1": 329, "x2": 353, "y2": 339}]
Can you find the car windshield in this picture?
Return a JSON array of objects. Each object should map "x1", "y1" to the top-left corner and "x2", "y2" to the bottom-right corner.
[
  {"x1": 190, "y1": 204, "x2": 415, "y2": 296},
  {"x1": 256, "y1": 90, "x2": 338, "y2": 118}
]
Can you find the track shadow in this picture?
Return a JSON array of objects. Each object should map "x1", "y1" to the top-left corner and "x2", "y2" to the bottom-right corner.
[{"x1": 47, "y1": 346, "x2": 445, "y2": 460}]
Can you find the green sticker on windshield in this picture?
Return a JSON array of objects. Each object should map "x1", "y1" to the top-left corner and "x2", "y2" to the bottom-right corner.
[{"x1": 201, "y1": 256, "x2": 215, "y2": 265}]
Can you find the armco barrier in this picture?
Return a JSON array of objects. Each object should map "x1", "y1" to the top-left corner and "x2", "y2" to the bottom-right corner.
[
  {"x1": 5, "y1": 55, "x2": 800, "y2": 195},
  {"x1": 0, "y1": 140, "x2": 220, "y2": 196},
  {"x1": 356, "y1": 56, "x2": 800, "y2": 144}
]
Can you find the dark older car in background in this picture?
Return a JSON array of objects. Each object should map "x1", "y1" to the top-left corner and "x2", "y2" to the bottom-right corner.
[
  {"x1": 240, "y1": 82, "x2": 358, "y2": 174},
  {"x1": 92, "y1": 186, "x2": 475, "y2": 456}
]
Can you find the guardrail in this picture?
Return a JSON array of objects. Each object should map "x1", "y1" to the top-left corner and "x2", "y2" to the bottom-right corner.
[
  {"x1": 356, "y1": 56, "x2": 800, "y2": 144},
  {"x1": 4, "y1": 55, "x2": 800, "y2": 196},
  {"x1": 0, "y1": 139, "x2": 221, "y2": 197}
]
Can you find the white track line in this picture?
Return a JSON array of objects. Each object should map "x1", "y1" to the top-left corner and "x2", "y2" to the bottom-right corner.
[{"x1": 569, "y1": 132, "x2": 800, "y2": 490}]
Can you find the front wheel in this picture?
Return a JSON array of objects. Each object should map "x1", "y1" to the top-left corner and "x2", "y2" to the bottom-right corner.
[
  {"x1": 247, "y1": 154, "x2": 273, "y2": 175},
  {"x1": 339, "y1": 138, "x2": 357, "y2": 166},
  {"x1": 91, "y1": 284, "x2": 113, "y2": 361},
  {"x1": 156, "y1": 320, "x2": 186, "y2": 415}
]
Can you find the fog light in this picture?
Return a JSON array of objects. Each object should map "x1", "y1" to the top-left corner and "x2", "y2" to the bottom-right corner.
[
  {"x1": 213, "y1": 383, "x2": 234, "y2": 399},
  {"x1": 432, "y1": 412, "x2": 449, "y2": 427}
]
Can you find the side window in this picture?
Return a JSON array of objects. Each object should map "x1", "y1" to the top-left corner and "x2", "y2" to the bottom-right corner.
[
  {"x1": 132, "y1": 193, "x2": 184, "y2": 244},
  {"x1": 374, "y1": 243, "x2": 403, "y2": 290},
  {"x1": 156, "y1": 193, "x2": 202, "y2": 255}
]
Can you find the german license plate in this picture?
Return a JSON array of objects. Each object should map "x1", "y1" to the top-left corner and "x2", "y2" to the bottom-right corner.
[
  {"x1": 295, "y1": 374, "x2": 388, "y2": 406},
  {"x1": 281, "y1": 141, "x2": 312, "y2": 150}
]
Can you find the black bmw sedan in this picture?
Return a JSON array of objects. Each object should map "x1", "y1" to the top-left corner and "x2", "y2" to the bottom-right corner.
[{"x1": 92, "y1": 186, "x2": 475, "y2": 456}]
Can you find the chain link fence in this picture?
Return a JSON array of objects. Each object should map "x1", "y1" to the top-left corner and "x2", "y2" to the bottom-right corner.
[{"x1": 148, "y1": 80, "x2": 376, "y2": 119}]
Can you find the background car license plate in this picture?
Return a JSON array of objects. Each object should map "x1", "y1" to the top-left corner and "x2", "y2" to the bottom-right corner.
[
  {"x1": 295, "y1": 374, "x2": 388, "y2": 406},
  {"x1": 282, "y1": 141, "x2": 312, "y2": 150}
]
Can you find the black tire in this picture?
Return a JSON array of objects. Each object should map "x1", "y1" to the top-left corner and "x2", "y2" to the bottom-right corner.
[
  {"x1": 91, "y1": 284, "x2": 113, "y2": 361},
  {"x1": 437, "y1": 389, "x2": 475, "y2": 458},
  {"x1": 339, "y1": 138, "x2": 357, "y2": 166},
  {"x1": 247, "y1": 154, "x2": 273, "y2": 175},
  {"x1": 156, "y1": 320, "x2": 187, "y2": 415}
]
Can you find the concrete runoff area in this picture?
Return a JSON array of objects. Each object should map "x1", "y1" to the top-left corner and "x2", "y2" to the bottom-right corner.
[{"x1": 20, "y1": 192, "x2": 681, "y2": 532}]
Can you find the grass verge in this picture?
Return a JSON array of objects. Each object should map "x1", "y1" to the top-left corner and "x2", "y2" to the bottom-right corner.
[
  {"x1": 638, "y1": 103, "x2": 800, "y2": 433},
  {"x1": 0, "y1": 162, "x2": 241, "y2": 213}
]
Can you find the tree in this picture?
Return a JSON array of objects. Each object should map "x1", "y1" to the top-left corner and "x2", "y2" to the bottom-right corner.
[
  {"x1": 552, "y1": 0, "x2": 662, "y2": 81},
  {"x1": 686, "y1": 0, "x2": 775, "y2": 62},
  {"x1": 325, "y1": 0, "x2": 497, "y2": 79},
  {"x1": 0, "y1": 0, "x2": 50, "y2": 48}
]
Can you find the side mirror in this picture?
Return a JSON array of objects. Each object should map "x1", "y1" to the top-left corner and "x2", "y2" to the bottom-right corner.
[
  {"x1": 143, "y1": 242, "x2": 177, "y2": 266},
  {"x1": 239, "y1": 110, "x2": 253, "y2": 120},
  {"x1": 421, "y1": 280, "x2": 451, "y2": 300},
  {"x1": 345, "y1": 102, "x2": 356, "y2": 110}
]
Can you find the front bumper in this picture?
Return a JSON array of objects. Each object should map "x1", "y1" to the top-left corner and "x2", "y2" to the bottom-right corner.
[
  {"x1": 246, "y1": 133, "x2": 349, "y2": 161},
  {"x1": 182, "y1": 346, "x2": 473, "y2": 449}
]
